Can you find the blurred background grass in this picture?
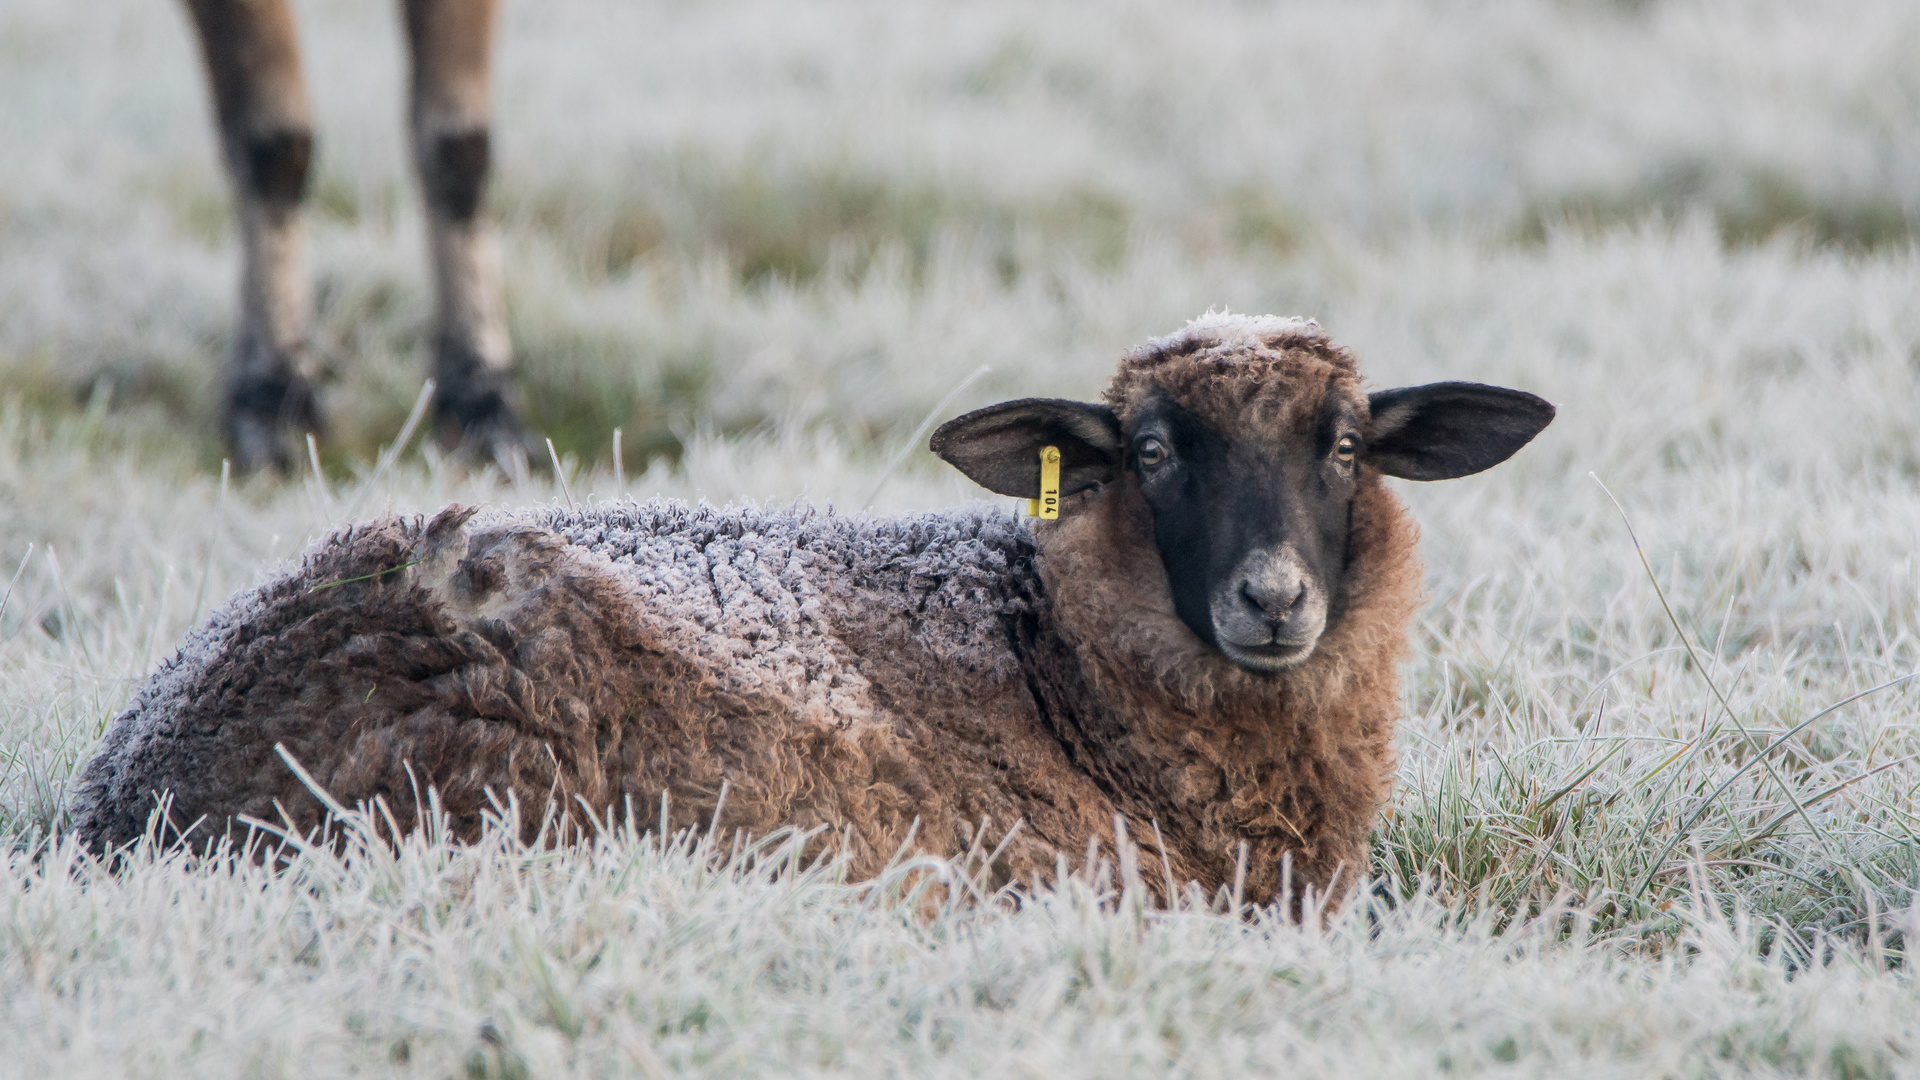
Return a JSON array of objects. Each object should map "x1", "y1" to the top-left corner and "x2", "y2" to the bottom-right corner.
[{"x1": 4, "y1": 0, "x2": 1918, "y2": 473}]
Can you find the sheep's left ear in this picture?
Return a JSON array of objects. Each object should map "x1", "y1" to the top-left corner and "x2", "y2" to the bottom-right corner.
[
  {"x1": 1365, "y1": 381, "x2": 1555, "y2": 481},
  {"x1": 929, "y1": 398, "x2": 1123, "y2": 499}
]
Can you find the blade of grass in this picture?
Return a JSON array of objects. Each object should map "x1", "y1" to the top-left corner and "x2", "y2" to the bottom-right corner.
[
  {"x1": 860, "y1": 364, "x2": 990, "y2": 511},
  {"x1": 1631, "y1": 671, "x2": 1919, "y2": 900},
  {"x1": 1594, "y1": 475, "x2": 1842, "y2": 874},
  {"x1": 546, "y1": 438, "x2": 576, "y2": 510},
  {"x1": 1539, "y1": 738, "x2": 1628, "y2": 812},
  {"x1": 44, "y1": 546, "x2": 95, "y2": 672},
  {"x1": 0, "y1": 543, "x2": 32, "y2": 631},
  {"x1": 1720, "y1": 757, "x2": 1907, "y2": 859},
  {"x1": 306, "y1": 432, "x2": 331, "y2": 518},
  {"x1": 189, "y1": 459, "x2": 231, "y2": 624},
  {"x1": 344, "y1": 379, "x2": 435, "y2": 523}
]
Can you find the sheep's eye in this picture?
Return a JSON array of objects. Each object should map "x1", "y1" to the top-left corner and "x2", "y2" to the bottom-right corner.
[
  {"x1": 1334, "y1": 435, "x2": 1358, "y2": 463},
  {"x1": 1137, "y1": 437, "x2": 1170, "y2": 468}
]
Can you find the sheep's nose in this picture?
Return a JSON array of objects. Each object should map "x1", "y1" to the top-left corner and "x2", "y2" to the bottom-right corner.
[
  {"x1": 1241, "y1": 577, "x2": 1307, "y2": 627},
  {"x1": 1211, "y1": 547, "x2": 1328, "y2": 658}
]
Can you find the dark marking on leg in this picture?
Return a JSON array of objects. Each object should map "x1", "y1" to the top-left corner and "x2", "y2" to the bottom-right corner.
[
  {"x1": 245, "y1": 127, "x2": 313, "y2": 207},
  {"x1": 424, "y1": 129, "x2": 490, "y2": 223}
]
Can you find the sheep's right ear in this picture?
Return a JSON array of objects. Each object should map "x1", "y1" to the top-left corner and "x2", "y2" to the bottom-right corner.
[{"x1": 929, "y1": 398, "x2": 1123, "y2": 499}]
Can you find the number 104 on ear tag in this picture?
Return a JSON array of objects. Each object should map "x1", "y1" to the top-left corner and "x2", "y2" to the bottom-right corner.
[{"x1": 1028, "y1": 445, "x2": 1061, "y2": 519}]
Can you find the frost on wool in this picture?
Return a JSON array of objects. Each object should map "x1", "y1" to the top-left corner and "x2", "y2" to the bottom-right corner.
[{"x1": 68, "y1": 500, "x2": 1113, "y2": 890}]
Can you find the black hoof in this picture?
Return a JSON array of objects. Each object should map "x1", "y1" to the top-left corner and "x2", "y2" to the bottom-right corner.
[
  {"x1": 224, "y1": 368, "x2": 322, "y2": 473},
  {"x1": 432, "y1": 364, "x2": 538, "y2": 473}
]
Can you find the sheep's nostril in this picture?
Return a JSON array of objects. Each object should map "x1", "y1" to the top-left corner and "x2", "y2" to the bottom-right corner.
[{"x1": 1242, "y1": 579, "x2": 1306, "y2": 624}]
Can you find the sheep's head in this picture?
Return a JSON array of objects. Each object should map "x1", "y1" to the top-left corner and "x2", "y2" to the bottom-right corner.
[{"x1": 931, "y1": 314, "x2": 1555, "y2": 673}]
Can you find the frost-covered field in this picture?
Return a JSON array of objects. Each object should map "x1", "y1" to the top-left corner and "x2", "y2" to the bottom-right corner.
[{"x1": 6, "y1": 0, "x2": 1920, "y2": 1075}]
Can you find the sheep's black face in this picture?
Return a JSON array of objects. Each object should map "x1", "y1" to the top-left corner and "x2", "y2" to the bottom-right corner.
[
  {"x1": 930, "y1": 364, "x2": 1555, "y2": 674},
  {"x1": 1127, "y1": 393, "x2": 1361, "y2": 671}
]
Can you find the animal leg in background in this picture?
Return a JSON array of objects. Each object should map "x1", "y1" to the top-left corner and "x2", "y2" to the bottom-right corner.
[
  {"x1": 185, "y1": 0, "x2": 530, "y2": 471},
  {"x1": 403, "y1": 0, "x2": 530, "y2": 465},
  {"x1": 184, "y1": 0, "x2": 321, "y2": 473}
]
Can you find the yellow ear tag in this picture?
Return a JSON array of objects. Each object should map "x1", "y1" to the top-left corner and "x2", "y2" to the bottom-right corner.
[{"x1": 1028, "y1": 445, "x2": 1061, "y2": 519}]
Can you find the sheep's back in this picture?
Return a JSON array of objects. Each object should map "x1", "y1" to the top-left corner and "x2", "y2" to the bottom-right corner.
[
  {"x1": 70, "y1": 500, "x2": 1095, "y2": 869},
  {"x1": 535, "y1": 500, "x2": 1105, "y2": 867}
]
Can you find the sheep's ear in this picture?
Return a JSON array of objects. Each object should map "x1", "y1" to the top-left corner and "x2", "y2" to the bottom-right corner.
[
  {"x1": 929, "y1": 398, "x2": 1123, "y2": 499},
  {"x1": 1365, "y1": 381, "x2": 1555, "y2": 481}
]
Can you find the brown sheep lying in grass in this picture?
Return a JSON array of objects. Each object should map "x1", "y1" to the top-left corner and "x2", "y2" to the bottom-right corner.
[{"x1": 70, "y1": 313, "x2": 1552, "y2": 909}]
